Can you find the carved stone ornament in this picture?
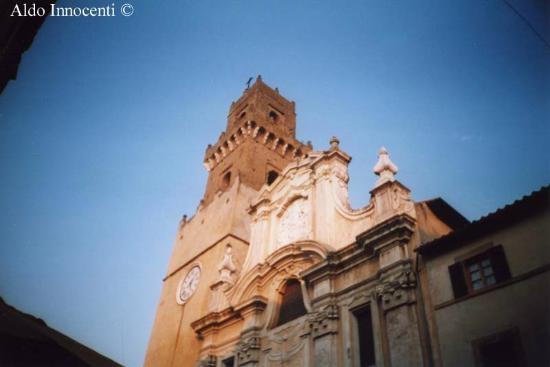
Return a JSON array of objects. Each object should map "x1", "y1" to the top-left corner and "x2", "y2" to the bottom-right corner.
[
  {"x1": 375, "y1": 270, "x2": 417, "y2": 310},
  {"x1": 196, "y1": 354, "x2": 216, "y2": 367},
  {"x1": 307, "y1": 302, "x2": 339, "y2": 339},
  {"x1": 313, "y1": 165, "x2": 332, "y2": 182},
  {"x1": 236, "y1": 336, "x2": 261, "y2": 365},
  {"x1": 277, "y1": 198, "x2": 310, "y2": 247},
  {"x1": 391, "y1": 185, "x2": 414, "y2": 213}
]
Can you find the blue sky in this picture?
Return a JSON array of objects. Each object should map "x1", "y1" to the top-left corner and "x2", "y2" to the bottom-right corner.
[{"x1": 0, "y1": 0, "x2": 548, "y2": 366}]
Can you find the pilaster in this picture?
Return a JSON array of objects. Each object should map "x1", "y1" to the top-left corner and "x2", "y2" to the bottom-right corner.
[{"x1": 357, "y1": 214, "x2": 423, "y2": 367}]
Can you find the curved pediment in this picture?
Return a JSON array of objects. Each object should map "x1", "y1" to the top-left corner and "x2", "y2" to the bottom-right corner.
[{"x1": 228, "y1": 241, "x2": 329, "y2": 306}]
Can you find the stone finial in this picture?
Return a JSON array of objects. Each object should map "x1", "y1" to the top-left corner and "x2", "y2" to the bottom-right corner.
[
  {"x1": 179, "y1": 214, "x2": 188, "y2": 230},
  {"x1": 329, "y1": 136, "x2": 340, "y2": 151},
  {"x1": 373, "y1": 147, "x2": 398, "y2": 187},
  {"x1": 257, "y1": 75, "x2": 263, "y2": 83}
]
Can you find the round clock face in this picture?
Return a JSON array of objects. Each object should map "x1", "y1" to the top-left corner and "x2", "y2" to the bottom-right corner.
[{"x1": 177, "y1": 266, "x2": 201, "y2": 304}]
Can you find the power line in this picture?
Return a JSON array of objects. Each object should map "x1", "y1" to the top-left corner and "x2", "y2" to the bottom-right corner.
[{"x1": 500, "y1": 0, "x2": 550, "y2": 51}]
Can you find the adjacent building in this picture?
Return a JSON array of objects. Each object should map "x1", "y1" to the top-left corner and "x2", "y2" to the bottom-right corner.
[
  {"x1": 0, "y1": 0, "x2": 56, "y2": 93},
  {"x1": 0, "y1": 297, "x2": 122, "y2": 367},
  {"x1": 416, "y1": 185, "x2": 549, "y2": 367}
]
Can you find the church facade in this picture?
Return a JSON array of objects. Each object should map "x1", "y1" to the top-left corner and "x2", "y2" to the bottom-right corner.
[{"x1": 144, "y1": 77, "x2": 549, "y2": 367}]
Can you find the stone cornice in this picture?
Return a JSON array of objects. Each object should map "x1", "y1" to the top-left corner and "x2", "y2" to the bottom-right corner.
[
  {"x1": 369, "y1": 178, "x2": 411, "y2": 197},
  {"x1": 190, "y1": 296, "x2": 268, "y2": 338},
  {"x1": 301, "y1": 214, "x2": 416, "y2": 283},
  {"x1": 163, "y1": 232, "x2": 249, "y2": 281},
  {"x1": 357, "y1": 213, "x2": 416, "y2": 254}
]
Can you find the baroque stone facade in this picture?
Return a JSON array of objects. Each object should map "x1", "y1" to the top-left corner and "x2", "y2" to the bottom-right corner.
[{"x1": 144, "y1": 77, "x2": 547, "y2": 367}]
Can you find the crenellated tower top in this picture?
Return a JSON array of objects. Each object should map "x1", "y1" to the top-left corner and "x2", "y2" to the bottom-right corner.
[
  {"x1": 226, "y1": 75, "x2": 297, "y2": 137},
  {"x1": 201, "y1": 77, "x2": 311, "y2": 205}
]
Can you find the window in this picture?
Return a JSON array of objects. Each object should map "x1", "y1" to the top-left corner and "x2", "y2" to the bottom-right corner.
[
  {"x1": 466, "y1": 256, "x2": 496, "y2": 290},
  {"x1": 353, "y1": 307, "x2": 376, "y2": 367},
  {"x1": 266, "y1": 170, "x2": 279, "y2": 185},
  {"x1": 275, "y1": 279, "x2": 307, "y2": 327},
  {"x1": 269, "y1": 110, "x2": 278, "y2": 123},
  {"x1": 222, "y1": 356, "x2": 235, "y2": 367},
  {"x1": 448, "y1": 245, "x2": 511, "y2": 298},
  {"x1": 473, "y1": 328, "x2": 524, "y2": 367},
  {"x1": 221, "y1": 171, "x2": 231, "y2": 190}
]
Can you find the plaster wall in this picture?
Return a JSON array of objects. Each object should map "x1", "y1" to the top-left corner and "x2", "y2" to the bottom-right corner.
[
  {"x1": 426, "y1": 210, "x2": 550, "y2": 306},
  {"x1": 425, "y1": 210, "x2": 550, "y2": 367},
  {"x1": 166, "y1": 180, "x2": 256, "y2": 276},
  {"x1": 145, "y1": 230, "x2": 249, "y2": 367},
  {"x1": 434, "y1": 274, "x2": 549, "y2": 367}
]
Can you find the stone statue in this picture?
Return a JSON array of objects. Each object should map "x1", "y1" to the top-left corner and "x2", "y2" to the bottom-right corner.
[{"x1": 218, "y1": 244, "x2": 237, "y2": 285}]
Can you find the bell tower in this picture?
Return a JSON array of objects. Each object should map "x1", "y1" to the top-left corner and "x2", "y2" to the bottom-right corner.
[
  {"x1": 144, "y1": 77, "x2": 311, "y2": 367},
  {"x1": 201, "y1": 75, "x2": 311, "y2": 205}
]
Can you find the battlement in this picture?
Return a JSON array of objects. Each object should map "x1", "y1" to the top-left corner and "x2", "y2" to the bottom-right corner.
[
  {"x1": 200, "y1": 77, "x2": 310, "y2": 205},
  {"x1": 225, "y1": 76, "x2": 297, "y2": 140},
  {"x1": 203, "y1": 119, "x2": 311, "y2": 172}
]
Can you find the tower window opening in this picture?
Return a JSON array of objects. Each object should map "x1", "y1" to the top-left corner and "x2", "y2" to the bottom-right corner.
[
  {"x1": 221, "y1": 171, "x2": 231, "y2": 190},
  {"x1": 267, "y1": 170, "x2": 279, "y2": 186},
  {"x1": 275, "y1": 279, "x2": 307, "y2": 327},
  {"x1": 269, "y1": 111, "x2": 278, "y2": 123}
]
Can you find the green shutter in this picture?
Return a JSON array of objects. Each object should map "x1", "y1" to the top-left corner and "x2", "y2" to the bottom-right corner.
[
  {"x1": 449, "y1": 263, "x2": 468, "y2": 298},
  {"x1": 489, "y1": 246, "x2": 512, "y2": 282}
]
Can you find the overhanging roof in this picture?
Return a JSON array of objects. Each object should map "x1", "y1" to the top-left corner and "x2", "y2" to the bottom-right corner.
[{"x1": 416, "y1": 185, "x2": 550, "y2": 257}]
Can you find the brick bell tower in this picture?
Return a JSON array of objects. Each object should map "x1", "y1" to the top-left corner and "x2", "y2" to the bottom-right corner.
[
  {"x1": 201, "y1": 75, "x2": 311, "y2": 205},
  {"x1": 144, "y1": 77, "x2": 311, "y2": 367}
]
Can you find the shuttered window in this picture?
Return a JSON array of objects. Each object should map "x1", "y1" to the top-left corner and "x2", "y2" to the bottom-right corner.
[{"x1": 448, "y1": 245, "x2": 511, "y2": 299}]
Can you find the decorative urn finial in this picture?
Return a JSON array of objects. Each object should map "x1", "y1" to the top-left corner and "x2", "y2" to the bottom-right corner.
[
  {"x1": 329, "y1": 136, "x2": 340, "y2": 151},
  {"x1": 373, "y1": 147, "x2": 398, "y2": 187}
]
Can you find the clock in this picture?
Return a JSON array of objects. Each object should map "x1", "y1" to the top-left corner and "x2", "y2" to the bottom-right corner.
[{"x1": 177, "y1": 265, "x2": 201, "y2": 304}]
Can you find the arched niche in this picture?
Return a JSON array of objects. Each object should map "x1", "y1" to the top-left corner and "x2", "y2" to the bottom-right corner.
[
  {"x1": 228, "y1": 241, "x2": 330, "y2": 308},
  {"x1": 271, "y1": 278, "x2": 307, "y2": 328}
]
